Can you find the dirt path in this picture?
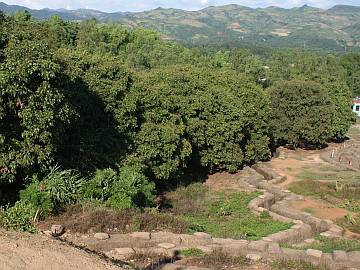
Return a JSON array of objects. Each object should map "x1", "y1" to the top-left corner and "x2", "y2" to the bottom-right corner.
[
  {"x1": 269, "y1": 148, "x2": 327, "y2": 187},
  {"x1": 266, "y1": 147, "x2": 351, "y2": 222},
  {"x1": 0, "y1": 230, "x2": 128, "y2": 270}
]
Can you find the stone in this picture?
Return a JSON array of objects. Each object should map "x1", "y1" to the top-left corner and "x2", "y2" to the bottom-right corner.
[
  {"x1": 212, "y1": 238, "x2": 235, "y2": 244},
  {"x1": 158, "y1": 243, "x2": 176, "y2": 249},
  {"x1": 113, "y1": 248, "x2": 134, "y2": 259},
  {"x1": 319, "y1": 232, "x2": 331, "y2": 237},
  {"x1": 130, "y1": 232, "x2": 151, "y2": 240},
  {"x1": 196, "y1": 246, "x2": 213, "y2": 253},
  {"x1": 248, "y1": 241, "x2": 268, "y2": 252},
  {"x1": 180, "y1": 234, "x2": 212, "y2": 246},
  {"x1": 333, "y1": 250, "x2": 347, "y2": 262},
  {"x1": 51, "y1": 225, "x2": 65, "y2": 236},
  {"x1": 306, "y1": 249, "x2": 323, "y2": 259},
  {"x1": 262, "y1": 237, "x2": 273, "y2": 242},
  {"x1": 94, "y1": 233, "x2": 110, "y2": 240},
  {"x1": 329, "y1": 226, "x2": 343, "y2": 235},
  {"x1": 193, "y1": 232, "x2": 212, "y2": 239},
  {"x1": 246, "y1": 254, "x2": 262, "y2": 261},
  {"x1": 151, "y1": 232, "x2": 181, "y2": 244},
  {"x1": 347, "y1": 251, "x2": 360, "y2": 263},
  {"x1": 281, "y1": 248, "x2": 306, "y2": 260},
  {"x1": 43, "y1": 230, "x2": 53, "y2": 237},
  {"x1": 304, "y1": 239, "x2": 319, "y2": 244},
  {"x1": 268, "y1": 243, "x2": 281, "y2": 254}
]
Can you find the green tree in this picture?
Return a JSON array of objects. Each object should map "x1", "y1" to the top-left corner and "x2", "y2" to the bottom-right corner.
[
  {"x1": 127, "y1": 66, "x2": 270, "y2": 175},
  {"x1": 0, "y1": 25, "x2": 74, "y2": 183},
  {"x1": 269, "y1": 80, "x2": 333, "y2": 147}
]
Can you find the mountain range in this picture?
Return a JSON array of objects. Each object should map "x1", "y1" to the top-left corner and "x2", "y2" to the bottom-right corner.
[{"x1": 1, "y1": 2, "x2": 359, "y2": 51}]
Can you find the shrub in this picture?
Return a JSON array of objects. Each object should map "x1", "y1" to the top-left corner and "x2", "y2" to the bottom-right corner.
[
  {"x1": 83, "y1": 168, "x2": 118, "y2": 202},
  {"x1": 113, "y1": 166, "x2": 155, "y2": 207},
  {"x1": 19, "y1": 181, "x2": 53, "y2": 218},
  {"x1": 43, "y1": 166, "x2": 83, "y2": 205},
  {"x1": 83, "y1": 166, "x2": 155, "y2": 209},
  {"x1": 0, "y1": 167, "x2": 84, "y2": 232},
  {"x1": 0, "y1": 201, "x2": 37, "y2": 232}
]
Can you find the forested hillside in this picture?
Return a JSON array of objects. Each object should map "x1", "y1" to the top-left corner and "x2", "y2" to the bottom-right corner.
[
  {"x1": 0, "y1": 11, "x2": 358, "y2": 231},
  {"x1": 1, "y1": 2, "x2": 360, "y2": 51}
]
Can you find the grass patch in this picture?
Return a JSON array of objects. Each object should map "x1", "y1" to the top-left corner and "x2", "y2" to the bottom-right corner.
[
  {"x1": 289, "y1": 179, "x2": 360, "y2": 212},
  {"x1": 165, "y1": 184, "x2": 292, "y2": 240},
  {"x1": 297, "y1": 168, "x2": 358, "y2": 182},
  {"x1": 338, "y1": 213, "x2": 360, "y2": 234},
  {"x1": 127, "y1": 251, "x2": 173, "y2": 269},
  {"x1": 271, "y1": 259, "x2": 328, "y2": 270},
  {"x1": 182, "y1": 249, "x2": 250, "y2": 269},
  {"x1": 181, "y1": 249, "x2": 327, "y2": 270},
  {"x1": 347, "y1": 126, "x2": 360, "y2": 141},
  {"x1": 284, "y1": 235, "x2": 360, "y2": 253},
  {"x1": 303, "y1": 208, "x2": 315, "y2": 214},
  {"x1": 181, "y1": 248, "x2": 206, "y2": 257}
]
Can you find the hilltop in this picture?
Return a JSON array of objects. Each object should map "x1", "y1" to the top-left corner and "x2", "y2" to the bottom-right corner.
[{"x1": 0, "y1": 2, "x2": 359, "y2": 51}]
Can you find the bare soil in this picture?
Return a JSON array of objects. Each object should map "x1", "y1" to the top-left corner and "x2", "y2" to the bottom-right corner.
[{"x1": 0, "y1": 230, "x2": 127, "y2": 270}]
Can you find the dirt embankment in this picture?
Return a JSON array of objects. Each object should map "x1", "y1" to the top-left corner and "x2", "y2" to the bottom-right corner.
[{"x1": 0, "y1": 230, "x2": 128, "y2": 270}]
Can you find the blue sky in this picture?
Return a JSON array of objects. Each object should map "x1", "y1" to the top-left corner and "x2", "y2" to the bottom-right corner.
[{"x1": 2, "y1": 0, "x2": 360, "y2": 12}]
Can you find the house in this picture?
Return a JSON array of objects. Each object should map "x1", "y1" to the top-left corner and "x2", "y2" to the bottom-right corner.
[{"x1": 352, "y1": 97, "x2": 360, "y2": 116}]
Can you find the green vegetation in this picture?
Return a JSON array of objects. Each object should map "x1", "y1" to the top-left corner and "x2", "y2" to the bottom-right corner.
[
  {"x1": 0, "y1": 166, "x2": 154, "y2": 231},
  {"x1": 288, "y1": 165, "x2": 360, "y2": 234},
  {"x1": 289, "y1": 167, "x2": 360, "y2": 210},
  {"x1": 1, "y1": 3, "x2": 360, "y2": 52},
  {"x1": 177, "y1": 249, "x2": 327, "y2": 270},
  {"x1": 181, "y1": 248, "x2": 206, "y2": 257},
  {"x1": 339, "y1": 214, "x2": 360, "y2": 234},
  {"x1": 271, "y1": 259, "x2": 329, "y2": 270},
  {"x1": 0, "y1": 12, "x2": 357, "y2": 233},
  {"x1": 165, "y1": 183, "x2": 292, "y2": 240},
  {"x1": 285, "y1": 236, "x2": 360, "y2": 253},
  {"x1": 269, "y1": 80, "x2": 333, "y2": 146}
]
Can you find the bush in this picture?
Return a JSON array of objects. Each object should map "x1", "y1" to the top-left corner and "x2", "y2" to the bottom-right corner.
[
  {"x1": 0, "y1": 167, "x2": 84, "y2": 232},
  {"x1": 19, "y1": 181, "x2": 53, "y2": 218},
  {"x1": 83, "y1": 166, "x2": 155, "y2": 209},
  {"x1": 83, "y1": 168, "x2": 118, "y2": 202},
  {"x1": 0, "y1": 201, "x2": 37, "y2": 232},
  {"x1": 43, "y1": 166, "x2": 83, "y2": 206}
]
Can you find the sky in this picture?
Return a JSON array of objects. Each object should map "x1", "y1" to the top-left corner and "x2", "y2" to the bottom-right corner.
[{"x1": 2, "y1": 0, "x2": 360, "y2": 12}]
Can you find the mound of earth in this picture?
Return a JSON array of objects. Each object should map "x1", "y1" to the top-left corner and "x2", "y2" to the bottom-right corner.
[{"x1": 0, "y1": 230, "x2": 128, "y2": 270}]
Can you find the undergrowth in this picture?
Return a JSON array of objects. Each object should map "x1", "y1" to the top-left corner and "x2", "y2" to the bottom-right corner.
[
  {"x1": 283, "y1": 235, "x2": 360, "y2": 253},
  {"x1": 164, "y1": 183, "x2": 292, "y2": 240}
]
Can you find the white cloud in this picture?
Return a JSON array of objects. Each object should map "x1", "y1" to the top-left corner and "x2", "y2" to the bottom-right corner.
[{"x1": 1, "y1": 0, "x2": 359, "y2": 12}]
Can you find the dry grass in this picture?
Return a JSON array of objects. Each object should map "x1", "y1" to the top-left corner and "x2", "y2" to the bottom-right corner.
[
  {"x1": 39, "y1": 207, "x2": 190, "y2": 234},
  {"x1": 181, "y1": 249, "x2": 250, "y2": 269},
  {"x1": 127, "y1": 251, "x2": 174, "y2": 269}
]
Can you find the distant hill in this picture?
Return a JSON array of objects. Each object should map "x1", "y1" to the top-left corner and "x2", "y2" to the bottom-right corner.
[{"x1": 1, "y1": 2, "x2": 359, "y2": 51}]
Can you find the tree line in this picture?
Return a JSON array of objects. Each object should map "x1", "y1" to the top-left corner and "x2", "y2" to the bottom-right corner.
[{"x1": 0, "y1": 11, "x2": 358, "y2": 228}]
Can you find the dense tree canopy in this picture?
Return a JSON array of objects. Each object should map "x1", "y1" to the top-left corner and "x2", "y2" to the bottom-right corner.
[
  {"x1": 0, "y1": 12, "x2": 357, "y2": 193},
  {"x1": 269, "y1": 80, "x2": 334, "y2": 147}
]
